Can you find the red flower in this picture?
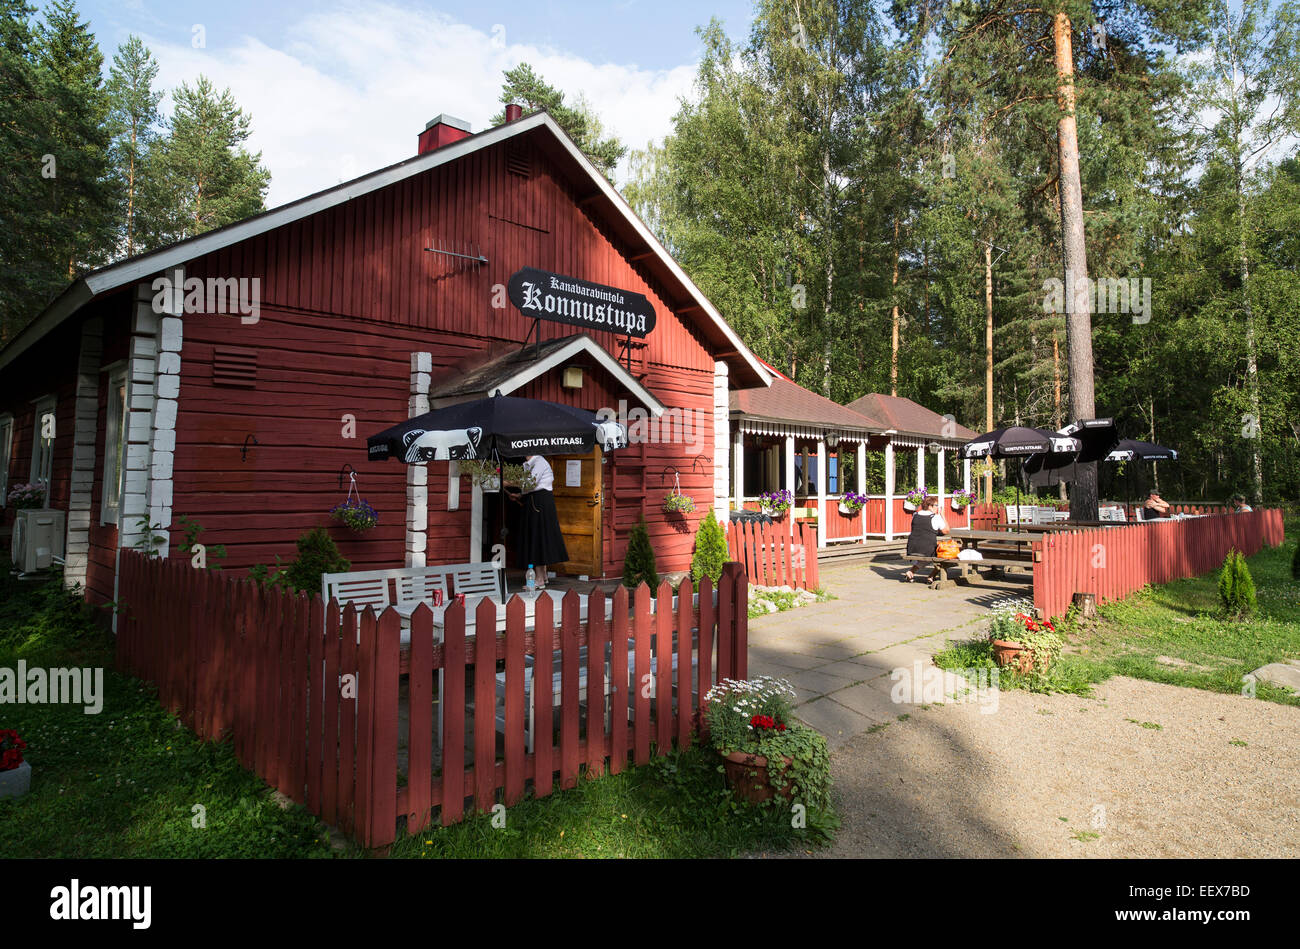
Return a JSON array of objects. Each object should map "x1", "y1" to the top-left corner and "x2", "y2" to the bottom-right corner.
[{"x1": 749, "y1": 714, "x2": 783, "y2": 731}]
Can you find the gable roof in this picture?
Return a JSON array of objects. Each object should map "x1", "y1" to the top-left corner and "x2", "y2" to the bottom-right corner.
[
  {"x1": 0, "y1": 111, "x2": 771, "y2": 389},
  {"x1": 844, "y1": 393, "x2": 976, "y2": 444},
  {"x1": 429, "y1": 332, "x2": 665, "y2": 415},
  {"x1": 730, "y1": 360, "x2": 882, "y2": 434}
]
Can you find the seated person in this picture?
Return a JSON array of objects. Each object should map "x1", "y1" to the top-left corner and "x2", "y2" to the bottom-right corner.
[
  {"x1": 1142, "y1": 491, "x2": 1171, "y2": 520},
  {"x1": 903, "y1": 495, "x2": 949, "y2": 583},
  {"x1": 1231, "y1": 494, "x2": 1253, "y2": 513}
]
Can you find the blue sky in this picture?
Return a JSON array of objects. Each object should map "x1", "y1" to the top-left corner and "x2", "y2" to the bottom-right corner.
[{"x1": 71, "y1": 0, "x2": 758, "y2": 205}]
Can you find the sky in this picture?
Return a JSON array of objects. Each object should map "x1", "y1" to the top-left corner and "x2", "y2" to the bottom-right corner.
[{"x1": 76, "y1": 0, "x2": 758, "y2": 207}]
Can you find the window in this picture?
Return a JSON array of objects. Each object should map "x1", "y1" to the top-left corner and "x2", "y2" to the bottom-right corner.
[
  {"x1": 101, "y1": 369, "x2": 128, "y2": 526},
  {"x1": 30, "y1": 395, "x2": 55, "y2": 493},
  {"x1": 0, "y1": 414, "x2": 13, "y2": 506}
]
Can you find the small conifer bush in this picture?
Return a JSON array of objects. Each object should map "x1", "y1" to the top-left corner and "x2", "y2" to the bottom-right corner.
[
  {"x1": 691, "y1": 509, "x2": 729, "y2": 584},
  {"x1": 622, "y1": 515, "x2": 659, "y2": 589},
  {"x1": 1218, "y1": 548, "x2": 1257, "y2": 619}
]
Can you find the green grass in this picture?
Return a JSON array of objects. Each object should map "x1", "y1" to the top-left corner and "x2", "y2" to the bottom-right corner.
[
  {"x1": 1, "y1": 562, "x2": 836, "y2": 858},
  {"x1": 387, "y1": 745, "x2": 837, "y2": 859},
  {"x1": 0, "y1": 564, "x2": 343, "y2": 858},
  {"x1": 934, "y1": 521, "x2": 1300, "y2": 704}
]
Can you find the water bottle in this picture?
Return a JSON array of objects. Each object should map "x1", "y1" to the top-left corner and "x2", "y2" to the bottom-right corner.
[{"x1": 525, "y1": 564, "x2": 536, "y2": 596}]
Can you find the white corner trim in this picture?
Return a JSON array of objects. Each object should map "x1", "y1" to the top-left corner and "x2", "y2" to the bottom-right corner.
[{"x1": 406, "y1": 352, "x2": 431, "y2": 568}]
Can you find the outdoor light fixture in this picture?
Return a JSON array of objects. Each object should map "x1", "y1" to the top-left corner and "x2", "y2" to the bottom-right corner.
[
  {"x1": 562, "y1": 366, "x2": 583, "y2": 389},
  {"x1": 825, "y1": 432, "x2": 840, "y2": 449}
]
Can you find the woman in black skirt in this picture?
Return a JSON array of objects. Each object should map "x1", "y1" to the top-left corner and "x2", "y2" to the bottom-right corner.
[
  {"x1": 515, "y1": 454, "x2": 568, "y2": 586},
  {"x1": 903, "y1": 495, "x2": 949, "y2": 583}
]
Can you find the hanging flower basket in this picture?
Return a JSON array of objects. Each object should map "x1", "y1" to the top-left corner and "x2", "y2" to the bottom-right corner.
[
  {"x1": 904, "y1": 487, "x2": 929, "y2": 512},
  {"x1": 663, "y1": 492, "x2": 696, "y2": 515},
  {"x1": 839, "y1": 490, "x2": 867, "y2": 515},
  {"x1": 330, "y1": 497, "x2": 379, "y2": 533},
  {"x1": 949, "y1": 488, "x2": 974, "y2": 511},
  {"x1": 758, "y1": 489, "x2": 793, "y2": 518}
]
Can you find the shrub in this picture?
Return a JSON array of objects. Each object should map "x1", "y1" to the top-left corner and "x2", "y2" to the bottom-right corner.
[
  {"x1": 1218, "y1": 548, "x2": 1257, "y2": 619},
  {"x1": 177, "y1": 514, "x2": 225, "y2": 569},
  {"x1": 622, "y1": 515, "x2": 659, "y2": 589},
  {"x1": 283, "y1": 528, "x2": 351, "y2": 595},
  {"x1": 691, "y1": 509, "x2": 729, "y2": 584}
]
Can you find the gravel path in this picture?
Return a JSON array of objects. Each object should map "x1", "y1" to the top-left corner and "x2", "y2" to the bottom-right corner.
[{"x1": 810, "y1": 675, "x2": 1300, "y2": 858}]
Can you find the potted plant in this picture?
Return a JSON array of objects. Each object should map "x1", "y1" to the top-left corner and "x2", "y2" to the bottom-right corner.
[
  {"x1": 703, "y1": 676, "x2": 830, "y2": 809},
  {"x1": 663, "y1": 491, "x2": 696, "y2": 514},
  {"x1": 758, "y1": 489, "x2": 793, "y2": 519},
  {"x1": 459, "y1": 459, "x2": 501, "y2": 491},
  {"x1": 329, "y1": 497, "x2": 379, "y2": 533},
  {"x1": 904, "y1": 487, "x2": 928, "y2": 512},
  {"x1": 0, "y1": 729, "x2": 30, "y2": 800},
  {"x1": 988, "y1": 607, "x2": 1062, "y2": 673},
  {"x1": 6, "y1": 482, "x2": 45, "y2": 509},
  {"x1": 839, "y1": 490, "x2": 867, "y2": 515},
  {"x1": 949, "y1": 488, "x2": 974, "y2": 511}
]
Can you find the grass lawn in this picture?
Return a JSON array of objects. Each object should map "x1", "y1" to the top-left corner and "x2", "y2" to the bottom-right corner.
[
  {"x1": 935, "y1": 521, "x2": 1300, "y2": 704},
  {"x1": 0, "y1": 560, "x2": 834, "y2": 858}
]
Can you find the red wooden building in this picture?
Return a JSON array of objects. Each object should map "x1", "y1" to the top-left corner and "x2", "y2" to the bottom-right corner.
[{"x1": 0, "y1": 109, "x2": 770, "y2": 608}]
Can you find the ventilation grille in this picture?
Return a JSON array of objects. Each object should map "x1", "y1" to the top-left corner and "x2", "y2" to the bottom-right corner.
[
  {"x1": 506, "y1": 145, "x2": 531, "y2": 178},
  {"x1": 212, "y1": 346, "x2": 257, "y2": 388}
]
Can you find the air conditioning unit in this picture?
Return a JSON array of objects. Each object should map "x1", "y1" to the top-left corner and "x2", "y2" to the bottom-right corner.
[{"x1": 10, "y1": 508, "x2": 66, "y2": 573}]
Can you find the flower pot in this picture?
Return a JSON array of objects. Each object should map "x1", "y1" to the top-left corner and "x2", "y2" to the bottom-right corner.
[
  {"x1": 0, "y1": 760, "x2": 31, "y2": 800},
  {"x1": 721, "y1": 750, "x2": 795, "y2": 804},
  {"x1": 991, "y1": 639, "x2": 1040, "y2": 673},
  {"x1": 838, "y1": 502, "x2": 860, "y2": 516},
  {"x1": 951, "y1": 500, "x2": 966, "y2": 512},
  {"x1": 903, "y1": 501, "x2": 917, "y2": 512}
]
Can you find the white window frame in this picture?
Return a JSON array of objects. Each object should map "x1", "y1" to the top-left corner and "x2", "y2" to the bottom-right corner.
[
  {"x1": 0, "y1": 413, "x2": 13, "y2": 506},
  {"x1": 101, "y1": 365, "x2": 128, "y2": 527},
  {"x1": 30, "y1": 395, "x2": 56, "y2": 494}
]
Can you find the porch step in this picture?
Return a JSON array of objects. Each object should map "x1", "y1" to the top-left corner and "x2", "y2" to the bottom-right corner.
[{"x1": 819, "y1": 541, "x2": 906, "y2": 566}]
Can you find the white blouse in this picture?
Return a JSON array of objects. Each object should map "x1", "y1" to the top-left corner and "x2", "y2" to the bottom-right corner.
[{"x1": 524, "y1": 455, "x2": 554, "y2": 492}]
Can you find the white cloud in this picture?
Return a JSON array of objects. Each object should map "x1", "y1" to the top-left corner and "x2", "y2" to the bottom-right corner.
[{"x1": 142, "y1": 2, "x2": 697, "y2": 208}]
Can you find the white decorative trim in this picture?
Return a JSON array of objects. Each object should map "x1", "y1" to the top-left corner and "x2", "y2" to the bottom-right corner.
[
  {"x1": 713, "y1": 360, "x2": 729, "y2": 518},
  {"x1": 473, "y1": 335, "x2": 665, "y2": 416},
  {"x1": 63, "y1": 317, "x2": 103, "y2": 589},
  {"x1": 406, "y1": 352, "x2": 431, "y2": 568},
  {"x1": 736, "y1": 417, "x2": 873, "y2": 440}
]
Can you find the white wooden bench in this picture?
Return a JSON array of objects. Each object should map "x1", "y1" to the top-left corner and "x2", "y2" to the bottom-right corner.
[{"x1": 321, "y1": 561, "x2": 504, "y2": 616}]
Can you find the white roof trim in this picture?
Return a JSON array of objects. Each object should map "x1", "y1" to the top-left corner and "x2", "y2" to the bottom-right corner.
[
  {"x1": 474, "y1": 336, "x2": 665, "y2": 415},
  {"x1": 0, "y1": 113, "x2": 772, "y2": 389}
]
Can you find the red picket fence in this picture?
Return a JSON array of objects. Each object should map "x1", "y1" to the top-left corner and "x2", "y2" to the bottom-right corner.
[
  {"x1": 726, "y1": 518, "x2": 818, "y2": 590},
  {"x1": 1031, "y1": 509, "x2": 1285, "y2": 619},
  {"x1": 969, "y1": 503, "x2": 1005, "y2": 530},
  {"x1": 116, "y1": 552, "x2": 749, "y2": 849}
]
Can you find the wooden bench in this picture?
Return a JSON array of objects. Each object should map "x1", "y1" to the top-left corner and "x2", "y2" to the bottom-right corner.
[
  {"x1": 321, "y1": 561, "x2": 505, "y2": 616},
  {"x1": 903, "y1": 552, "x2": 1032, "y2": 589}
]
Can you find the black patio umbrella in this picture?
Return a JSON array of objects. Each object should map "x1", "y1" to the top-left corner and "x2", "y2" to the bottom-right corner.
[
  {"x1": 367, "y1": 392, "x2": 628, "y2": 552},
  {"x1": 1104, "y1": 439, "x2": 1178, "y2": 519},
  {"x1": 1026, "y1": 418, "x2": 1118, "y2": 490},
  {"x1": 367, "y1": 393, "x2": 627, "y2": 463},
  {"x1": 959, "y1": 427, "x2": 1079, "y2": 521}
]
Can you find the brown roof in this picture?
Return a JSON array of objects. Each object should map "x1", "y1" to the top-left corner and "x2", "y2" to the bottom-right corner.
[
  {"x1": 844, "y1": 393, "x2": 977, "y2": 442},
  {"x1": 730, "y1": 364, "x2": 882, "y2": 432}
]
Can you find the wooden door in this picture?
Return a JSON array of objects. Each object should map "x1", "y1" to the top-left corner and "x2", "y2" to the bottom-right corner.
[{"x1": 549, "y1": 447, "x2": 602, "y2": 577}]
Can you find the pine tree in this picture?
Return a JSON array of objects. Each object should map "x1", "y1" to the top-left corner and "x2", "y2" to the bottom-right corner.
[
  {"x1": 621, "y1": 516, "x2": 659, "y2": 589},
  {"x1": 105, "y1": 34, "x2": 162, "y2": 257},
  {"x1": 0, "y1": 0, "x2": 48, "y2": 341},
  {"x1": 489, "y1": 63, "x2": 627, "y2": 177},
  {"x1": 154, "y1": 75, "x2": 270, "y2": 242},
  {"x1": 33, "y1": 0, "x2": 115, "y2": 280}
]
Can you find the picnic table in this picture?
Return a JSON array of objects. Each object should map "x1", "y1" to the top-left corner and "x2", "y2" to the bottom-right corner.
[{"x1": 904, "y1": 529, "x2": 1036, "y2": 589}]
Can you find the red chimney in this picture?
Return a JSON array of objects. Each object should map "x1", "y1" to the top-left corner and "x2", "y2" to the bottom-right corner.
[
  {"x1": 505, "y1": 103, "x2": 523, "y2": 122},
  {"x1": 417, "y1": 114, "x2": 471, "y2": 155}
]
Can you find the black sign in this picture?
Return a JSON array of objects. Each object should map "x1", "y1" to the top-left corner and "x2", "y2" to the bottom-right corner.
[{"x1": 507, "y1": 267, "x2": 656, "y2": 338}]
